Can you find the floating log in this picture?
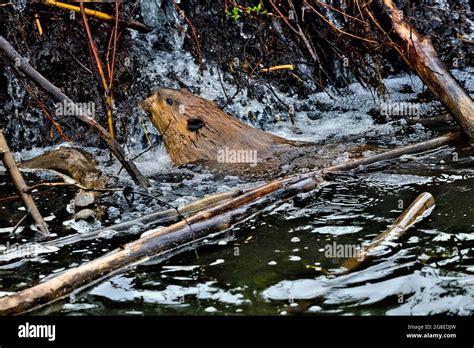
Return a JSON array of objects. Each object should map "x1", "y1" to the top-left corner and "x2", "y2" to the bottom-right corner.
[
  {"x1": 0, "y1": 132, "x2": 460, "y2": 315},
  {"x1": 323, "y1": 132, "x2": 462, "y2": 174},
  {"x1": 42, "y1": 187, "x2": 255, "y2": 249},
  {"x1": 0, "y1": 130, "x2": 50, "y2": 237},
  {"x1": 370, "y1": 0, "x2": 474, "y2": 143},
  {"x1": 337, "y1": 192, "x2": 435, "y2": 274},
  {"x1": 0, "y1": 35, "x2": 150, "y2": 188}
]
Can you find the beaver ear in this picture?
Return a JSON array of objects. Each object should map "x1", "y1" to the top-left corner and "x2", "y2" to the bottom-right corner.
[{"x1": 187, "y1": 118, "x2": 205, "y2": 131}]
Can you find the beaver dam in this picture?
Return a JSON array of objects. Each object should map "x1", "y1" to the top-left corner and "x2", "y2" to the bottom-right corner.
[{"x1": 0, "y1": 1, "x2": 473, "y2": 317}]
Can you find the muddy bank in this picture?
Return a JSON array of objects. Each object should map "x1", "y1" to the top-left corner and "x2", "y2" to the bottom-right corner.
[{"x1": 1, "y1": 0, "x2": 472, "y2": 151}]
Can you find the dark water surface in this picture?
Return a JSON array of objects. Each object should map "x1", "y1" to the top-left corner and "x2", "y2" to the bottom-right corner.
[{"x1": 1, "y1": 141, "x2": 472, "y2": 315}]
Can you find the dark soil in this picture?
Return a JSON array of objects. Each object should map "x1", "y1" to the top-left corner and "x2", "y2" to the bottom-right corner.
[{"x1": 0, "y1": 0, "x2": 472, "y2": 151}]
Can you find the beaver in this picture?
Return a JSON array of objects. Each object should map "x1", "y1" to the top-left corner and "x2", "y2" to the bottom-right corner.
[
  {"x1": 19, "y1": 148, "x2": 103, "y2": 190},
  {"x1": 142, "y1": 88, "x2": 355, "y2": 178}
]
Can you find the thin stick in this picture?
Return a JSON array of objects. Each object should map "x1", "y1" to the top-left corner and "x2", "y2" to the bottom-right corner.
[
  {"x1": 14, "y1": 74, "x2": 70, "y2": 141},
  {"x1": 40, "y1": 187, "x2": 252, "y2": 249},
  {"x1": 172, "y1": 0, "x2": 203, "y2": 74},
  {"x1": 11, "y1": 213, "x2": 28, "y2": 235},
  {"x1": 260, "y1": 64, "x2": 295, "y2": 73},
  {"x1": 80, "y1": 3, "x2": 115, "y2": 139},
  {"x1": 323, "y1": 132, "x2": 462, "y2": 175},
  {"x1": 0, "y1": 131, "x2": 50, "y2": 237},
  {"x1": 108, "y1": 0, "x2": 120, "y2": 91}
]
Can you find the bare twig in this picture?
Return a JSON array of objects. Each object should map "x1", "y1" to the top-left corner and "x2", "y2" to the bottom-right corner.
[
  {"x1": 80, "y1": 3, "x2": 115, "y2": 139},
  {"x1": 0, "y1": 130, "x2": 50, "y2": 237}
]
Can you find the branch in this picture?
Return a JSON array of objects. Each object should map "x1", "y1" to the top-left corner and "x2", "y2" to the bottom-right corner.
[
  {"x1": 337, "y1": 192, "x2": 435, "y2": 274},
  {"x1": 0, "y1": 130, "x2": 50, "y2": 237}
]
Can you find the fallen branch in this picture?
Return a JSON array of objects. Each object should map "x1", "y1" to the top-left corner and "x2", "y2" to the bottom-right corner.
[
  {"x1": 369, "y1": 0, "x2": 474, "y2": 143},
  {"x1": 42, "y1": 186, "x2": 255, "y2": 249},
  {"x1": 0, "y1": 130, "x2": 50, "y2": 237},
  {"x1": 0, "y1": 132, "x2": 461, "y2": 315},
  {"x1": 0, "y1": 35, "x2": 150, "y2": 188},
  {"x1": 337, "y1": 192, "x2": 435, "y2": 275},
  {"x1": 43, "y1": 0, "x2": 153, "y2": 33},
  {"x1": 0, "y1": 184, "x2": 256, "y2": 260},
  {"x1": 323, "y1": 132, "x2": 462, "y2": 174}
]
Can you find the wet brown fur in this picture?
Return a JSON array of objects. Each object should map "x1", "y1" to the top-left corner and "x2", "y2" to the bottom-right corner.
[{"x1": 142, "y1": 88, "x2": 355, "y2": 177}]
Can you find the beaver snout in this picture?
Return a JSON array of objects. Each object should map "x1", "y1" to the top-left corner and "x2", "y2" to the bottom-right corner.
[
  {"x1": 141, "y1": 87, "x2": 163, "y2": 112},
  {"x1": 140, "y1": 97, "x2": 153, "y2": 113}
]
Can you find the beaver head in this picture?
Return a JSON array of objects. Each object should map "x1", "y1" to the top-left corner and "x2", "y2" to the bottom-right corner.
[{"x1": 141, "y1": 87, "x2": 292, "y2": 166}]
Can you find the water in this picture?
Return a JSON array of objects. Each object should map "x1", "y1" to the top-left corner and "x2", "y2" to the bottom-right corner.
[
  {"x1": 0, "y1": 1, "x2": 472, "y2": 315},
  {"x1": 0, "y1": 132, "x2": 472, "y2": 315}
]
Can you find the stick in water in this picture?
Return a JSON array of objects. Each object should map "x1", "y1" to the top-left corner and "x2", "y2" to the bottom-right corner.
[
  {"x1": 0, "y1": 130, "x2": 50, "y2": 237},
  {"x1": 337, "y1": 192, "x2": 435, "y2": 274}
]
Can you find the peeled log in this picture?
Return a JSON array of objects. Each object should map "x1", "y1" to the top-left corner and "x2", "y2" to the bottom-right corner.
[
  {"x1": 338, "y1": 192, "x2": 435, "y2": 274},
  {"x1": 372, "y1": 0, "x2": 474, "y2": 143}
]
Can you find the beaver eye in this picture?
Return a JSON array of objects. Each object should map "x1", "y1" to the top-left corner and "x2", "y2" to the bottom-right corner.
[
  {"x1": 187, "y1": 118, "x2": 205, "y2": 132},
  {"x1": 166, "y1": 98, "x2": 174, "y2": 106}
]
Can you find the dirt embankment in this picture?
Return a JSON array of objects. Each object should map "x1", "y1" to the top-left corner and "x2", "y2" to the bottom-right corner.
[{"x1": 0, "y1": 0, "x2": 472, "y2": 151}]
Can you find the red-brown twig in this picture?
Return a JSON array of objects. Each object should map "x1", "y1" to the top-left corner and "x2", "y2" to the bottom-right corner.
[
  {"x1": 15, "y1": 73, "x2": 70, "y2": 141},
  {"x1": 108, "y1": 0, "x2": 120, "y2": 91},
  {"x1": 80, "y1": 3, "x2": 115, "y2": 139}
]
